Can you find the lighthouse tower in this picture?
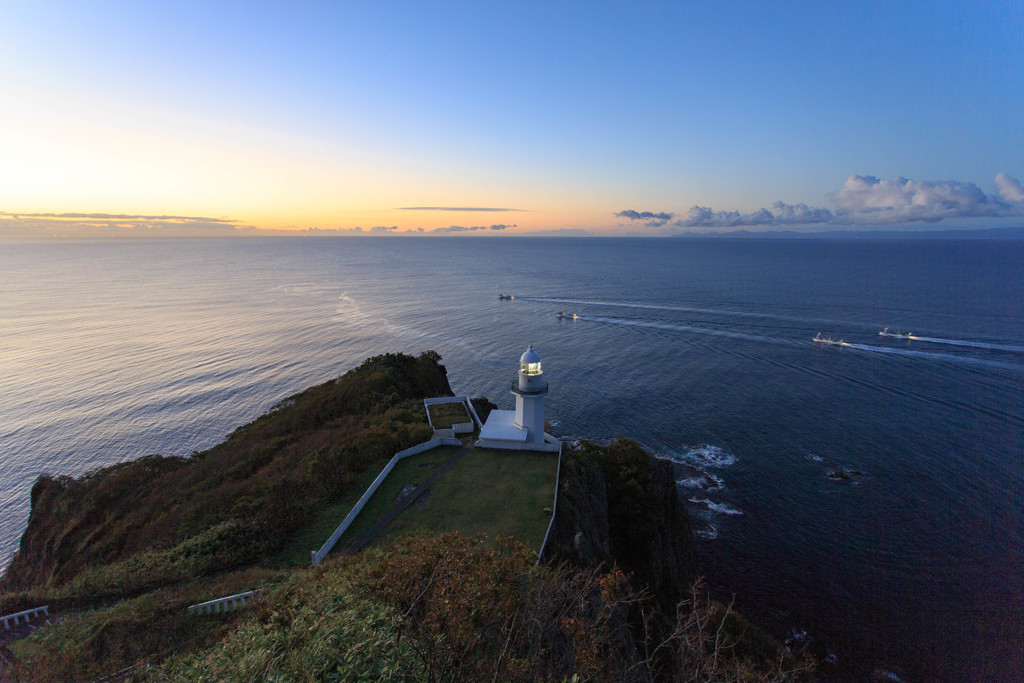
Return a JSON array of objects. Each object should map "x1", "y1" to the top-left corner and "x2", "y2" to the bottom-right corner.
[
  {"x1": 477, "y1": 344, "x2": 558, "y2": 451},
  {"x1": 512, "y1": 344, "x2": 548, "y2": 443}
]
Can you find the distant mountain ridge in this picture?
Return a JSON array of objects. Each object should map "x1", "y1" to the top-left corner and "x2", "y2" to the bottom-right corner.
[{"x1": 670, "y1": 226, "x2": 1024, "y2": 240}]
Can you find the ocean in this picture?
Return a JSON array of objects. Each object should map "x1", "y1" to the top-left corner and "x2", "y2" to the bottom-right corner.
[{"x1": 1, "y1": 236, "x2": 1021, "y2": 678}]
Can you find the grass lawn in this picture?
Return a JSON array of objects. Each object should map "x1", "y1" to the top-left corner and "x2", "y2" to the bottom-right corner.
[
  {"x1": 426, "y1": 401, "x2": 471, "y2": 428},
  {"x1": 272, "y1": 447, "x2": 459, "y2": 565},
  {"x1": 368, "y1": 447, "x2": 559, "y2": 553},
  {"x1": 333, "y1": 446, "x2": 461, "y2": 550}
]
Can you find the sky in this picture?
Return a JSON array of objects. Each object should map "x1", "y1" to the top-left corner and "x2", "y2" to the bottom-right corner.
[{"x1": 1, "y1": 1, "x2": 1022, "y2": 237}]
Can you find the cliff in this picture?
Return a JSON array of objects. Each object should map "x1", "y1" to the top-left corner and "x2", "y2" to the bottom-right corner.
[
  {"x1": 545, "y1": 439, "x2": 698, "y2": 611},
  {"x1": 0, "y1": 352, "x2": 806, "y2": 681}
]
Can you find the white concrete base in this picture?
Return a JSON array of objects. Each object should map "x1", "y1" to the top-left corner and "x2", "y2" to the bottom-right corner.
[
  {"x1": 478, "y1": 410, "x2": 527, "y2": 442},
  {"x1": 477, "y1": 411, "x2": 561, "y2": 452}
]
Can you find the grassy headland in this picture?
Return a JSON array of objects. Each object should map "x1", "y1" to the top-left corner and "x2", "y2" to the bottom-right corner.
[{"x1": 0, "y1": 351, "x2": 812, "y2": 681}]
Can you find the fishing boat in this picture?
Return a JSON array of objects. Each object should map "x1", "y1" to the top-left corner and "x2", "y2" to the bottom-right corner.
[
  {"x1": 813, "y1": 333, "x2": 843, "y2": 345},
  {"x1": 879, "y1": 327, "x2": 912, "y2": 339},
  {"x1": 498, "y1": 293, "x2": 513, "y2": 300},
  {"x1": 556, "y1": 311, "x2": 578, "y2": 320}
]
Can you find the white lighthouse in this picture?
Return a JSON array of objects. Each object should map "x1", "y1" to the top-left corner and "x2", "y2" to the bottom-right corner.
[
  {"x1": 476, "y1": 344, "x2": 559, "y2": 452},
  {"x1": 513, "y1": 344, "x2": 547, "y2": 443}
]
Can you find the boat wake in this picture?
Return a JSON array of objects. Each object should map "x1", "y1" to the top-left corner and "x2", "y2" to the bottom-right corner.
[
  {"x1": 513, "y1": 295, "x2": 860, "y2": 328},
  {"x1": 843, "y1": 343, "x2": 1024, "y2": 371},
  {"x1": 558, "y1": 315, "x2": 1024, "y2": 370},
  {"x1": 899, "y1": 335, "x2": 1024, "y2": 353},
  {"x1": 578, "y1": 315, "x2": 798, "y2": 347},
  {"x1": 510, "y1": 294, "x2": 1024, "y2": 372}
]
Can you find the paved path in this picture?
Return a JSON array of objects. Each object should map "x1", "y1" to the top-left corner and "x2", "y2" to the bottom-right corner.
[{"x1": 342, "y1": 442, "x2": 473, "y2": 555}]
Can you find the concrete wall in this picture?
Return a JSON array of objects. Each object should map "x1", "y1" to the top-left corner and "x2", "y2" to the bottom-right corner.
[
  {"x1": 424, "y1": 396, "x2": 481, "y2": 436},
  {"x1": 312, "y1": 436, "x2": 462, "y2": 564},
  {"x1": 475, "y1": 432, "x2": 561, "y2": 452},
  {"x1": 452, "y1": 421, "x2": 475, "y2": 434}
]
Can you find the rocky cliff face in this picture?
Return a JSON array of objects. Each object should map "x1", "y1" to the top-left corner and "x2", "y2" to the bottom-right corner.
[{"x1": 545, "y1": 439, "x2": 698, "y2": 611}]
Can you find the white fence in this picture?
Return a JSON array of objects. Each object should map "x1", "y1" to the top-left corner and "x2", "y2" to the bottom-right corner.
[
  {"x1": 187, "y1": 590, "x2": 262, "y2": 616},
  {"x1": 311, "y1": 436, "x2": 462, "y2": 565},
  {"x1": 535, "y1": 441, "x2": 564, "y2": 565},
  {"x1": 1, "y1": 605, "x2": 48, "y2": 630}
]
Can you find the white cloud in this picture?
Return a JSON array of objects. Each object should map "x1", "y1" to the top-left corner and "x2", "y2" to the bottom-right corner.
[
  {"x1": 675, "y1": 206, "x2": 776, "y2": 228},
  {"x1": 769, "y1": 202, "x2": 834, "y2": 224},
  {"x1": 0, "y1": 211, "x2": 250, "y2": 237},
  {"x1": 615, "y1": 210, "x2": 674, "y2": 227},
  {"x1": 671, "y1": 174, "x2": 1024, "y2": 229},
  {"x1": 831, "y1": 175, "x2": 998, "y2": 224},
  {"x1": 995, "y1": 172, "x2": 1024, "y2": 203}
]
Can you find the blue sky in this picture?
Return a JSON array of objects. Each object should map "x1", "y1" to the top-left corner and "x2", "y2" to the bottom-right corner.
[{"x1": 1, "y1": 1, "x2": 1022, "y2": 235}]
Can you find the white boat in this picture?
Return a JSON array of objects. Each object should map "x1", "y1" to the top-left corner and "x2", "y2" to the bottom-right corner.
[
  {"x1": 879, "y1": 327, "x2": 912, "y2": 339},
  {"x1": 813, "y1": 333, "x2": 843, "y2": 345}
]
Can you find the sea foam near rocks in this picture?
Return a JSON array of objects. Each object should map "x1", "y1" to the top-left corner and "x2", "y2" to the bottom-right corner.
[
  {"x1": 696, "y1": 524, "x2": 719, "y2": 540},
  {"x1": 688, "y1": 497, "x2": 743, "y2": 515},
  {"x1": 676, "y1": 472, "x2": 725, "y2": 492},
  {"x1": 657, "y1": 444, "x2": 736, "y2": 468}
]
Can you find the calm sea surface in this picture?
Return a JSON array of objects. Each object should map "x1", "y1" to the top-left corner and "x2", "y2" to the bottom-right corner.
[{"x1": 2, "y1": 237, "x2": 1022, "y2": 678}]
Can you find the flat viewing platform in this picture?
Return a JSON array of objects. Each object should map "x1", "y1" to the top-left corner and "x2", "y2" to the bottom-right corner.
[{"x1": 478, "y1": 409, "x2": 527, "y2": 442}]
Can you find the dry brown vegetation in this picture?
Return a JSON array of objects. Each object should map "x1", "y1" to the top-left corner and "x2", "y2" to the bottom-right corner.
[{"x1": 140, "y1": 534, "x2": 812, "y2": 682}]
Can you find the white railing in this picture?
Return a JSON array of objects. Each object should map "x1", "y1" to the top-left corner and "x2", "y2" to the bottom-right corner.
[
  {"x1": 1, "y1": 605, "x2": 48, "y2": 630},
  {"x1": 536, "y1": 441, "x2": 564, "y2": 565},
  {"x1": 311, "y1": 436, "x2": 462, "y2": 564},
  {"x1": 187, "y1": 590, "x2": 262, "y2": 616},
  {"x1": 462, "y1": 398, "x2": 484, "y2": 429}
]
